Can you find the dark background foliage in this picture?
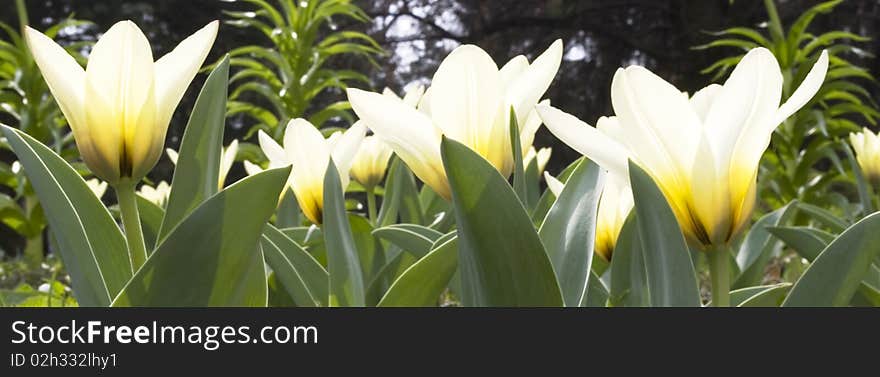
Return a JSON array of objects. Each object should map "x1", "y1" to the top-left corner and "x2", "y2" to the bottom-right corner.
[{"x1": 2, "y1": 0, "x2": 879, "y2": 181}]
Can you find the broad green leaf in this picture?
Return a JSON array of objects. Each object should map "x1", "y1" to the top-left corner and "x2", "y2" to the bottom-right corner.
[
  {"x1": 377, "y1": 158, "x2": 424, "y2": 226},
  {"x1": 767, "y1": 226, "x2": 835, "y2": 261},
  {"x1": 111, "y1": 167, "x2": 289, "y2": 306},
  {"x1": 531, "y1": 157, "x2": 583, "y2": 225},
  {"x1": 0, "y1": 125, "x2": 130, "y2": 307},
  {"x1": 783, "y1": 212, "x2": 880, "y2": 307},
  {"x1": 378, "y1": 235, "x2": 458, "y2": 307},
  {"x1": 524, "y1": 158, "x2": 541, "y2": 211},
  {"x1": 372, "y1": 223, "x2": 443, "y2": 258},
  {"x1": 440, "y1": 137, "x2": 563, "y2": 307},
  {"x1": 261, "y1": 224, "x2": 328, "y2": 307},
  {"x1": 842, "y1": 140, "x2": 875, "y2": 214},
  {"x1": 628, "y1": 161, "x2": 700, "y2": 307},
  {"x1": 733, "y1": 201, "x2": 798, "y2": 288},
  {"x1": 770, "y1": 225, "x2": 880, "y2": 306},
  {"x1": 280, "y1": 225, "x2": 323, "y2": 246},
  {"x1": 608, "y1": 214, "x2": 648, "y2": 307},
  {"x1": 797, "y1": 202, "x2": 848, "y2": 233},
  {"x1": 730, "y1": 283, "x2": 791, "y2": 307},
  {"x1": 365, "y1": 251, "x2": 417, "y2": 302},
  {"x1": 275, "y1": 188, "x2": 302, "y2": 228},
  {"x1": 158, "y1": 56, "x2": 230, "y2": 241},
  {"x1": 136, "y1": 196, "x2": 164, "y2": 253},
  {"x1": 509, "y1": 108, "x2": 527, "y2": 204},
  {"x1": 583, "y1": 271, "x2": 608, "y2": 307},
  {"x1": 348, "y1": 214, "x2": 384, "y2": 296},
  {"x1": 323, "y1": 160, "x2": 365, "y2": 307},
  {"x1": 538, "y1": 158, "x2": 602, "y2": 306},
  {"x1": 267, "y1": 272, "x2": 296, "y2": 307}
]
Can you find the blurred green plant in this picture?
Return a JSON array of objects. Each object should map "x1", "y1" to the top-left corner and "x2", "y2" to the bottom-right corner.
[
  {"x1": 222, "y1": 0, "x2": 382, "y2": 141},
  {"x1": 696, "y1": 0, "x2": 877, "y2": 214},
  {"x1": 0, "y1": 0, "x2": 92, "y2": 265}
]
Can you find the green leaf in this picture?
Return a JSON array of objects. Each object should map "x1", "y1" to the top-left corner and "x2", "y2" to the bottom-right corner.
[
  {"x1": 158, "y1": 56, "x2": 230, "y2": 241},
  {"x1": 608, "y1": 214, "x2": 648, "y2": 307},
  {"x1": 783, "y1": 212, "x2": 880, "y2": 307},
  {"x1": 275, "y1": 188, "x2": 302, "y2": 228},
  {"x1": 377, "y1": 158, "x2": 424, "y2": 226},
  {"x1": 0, "y1": 125, "x2": 131, "y2": 307},
  {"x1": 538, "y1": 158, "x2": 602, "y2": 306},
  {"x1": 372, "y1": 223, "x2": 443, "y2": 258},
  {"x1": 136, "y1": 196, "x2": 165, "y2": 253},
  {"x1": 348, "y1": 214, "x2": 384, "y2": 296},
  {"x1": 797, "y1": 202, "x2": 848, "y2": 233},
  {"x1": 767, "y1": 226, "x2": 835, "y2": 261},
  {"x1": 730, "y1": 283, "x2": 791, "y2": 307},
  {"x1": 523, "y1": 158, "x2": 541, "y2": 211},
  {"x1": 111, "y1": 167, "x2": 289, "y2": 306},
  {"x1": 280, "y1": 225, "x2": 323, "y2": 246},
  {"x1": 509, "y1": 107, "x2": 527, "y2": 203},
  {"x1": 842, "y1": 140, "x2": 875, "y2": 215},
  {"x1": 323, "y1": 160, "x2": 365, "y2": 307},
  {"x1": 261, "y1": 224, "x2": 328, "y2": 307},
  {"x1": 531, "y1": 157, "x2": 583, "y2": 225},
  {"x1": 583, "y1": 271, "x2": 608, "y2": 307},
  {"x1": 378, "y1": 235, "x2": 458, "y2": 307},
  {"x1": 440, "y1": 137, "x2": 563, "y2": 307},
  {"x1": 733, "y1": 201, "x2": 798, "y2": 288},
  {"x1": 628, "y1": 161, "x2": 700, "y2": 307}
]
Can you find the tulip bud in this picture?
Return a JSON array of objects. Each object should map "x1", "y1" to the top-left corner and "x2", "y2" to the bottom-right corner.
[
  {"x1": 350, "y1": 136, "x2": 394, "y2": 190},
  {"x1": 850, "y1": 128, "x2": 880, "y2": 186}
]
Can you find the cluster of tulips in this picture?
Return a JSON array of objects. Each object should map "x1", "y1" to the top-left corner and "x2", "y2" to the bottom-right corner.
[{"x1": 5, "y1": 17, "x2": 879, "y2": 308}]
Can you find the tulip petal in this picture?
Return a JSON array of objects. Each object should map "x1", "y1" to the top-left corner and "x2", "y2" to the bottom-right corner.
[
  {"x1": 416, "y1": 86, "x2": 432, "y2": 115},
  {"x1": 243, "y1": 160, "x2": 265, "y2": 176},
  {"x1": 499, "y1": 55, "x2": 529, "y2": 91},
  {"x1": 219, "y1": 140, "x2": 238, "y2": 188},
  {"x1": 165, "y1": 148, "x2": 179, "y2": 165},
  {"x1": 429, "y1": 44, "x2": 503, "y2": 167},
  {"x1": 283, "y1": 119, "x2": 331, "y2": 224},
  {"x1": 773, "y1": 50, "x2": 829, "y2": 126},
  {"x1": 537, "y1": 105, "x2": 630, "y2": 178},
  {"x1": 85, "y1": 20, "x2": 155, "y2": 179},
  {"x1": 402, "y1": 85, "x2": 425, "y2": 108},
  {"x1": 330, "y1": 121, "x2": 367, "y2": 189},
  {"x1": 610, "y1": 66, "x2": 701, "y2": 187},
  {"x1": 24, "y1": 27, "x2": 113, "y2": 178},
  {"x1": 506, "y1": 39, "x2": 563, "y2": 126},
  {"x1": 347, "y1": 88, "x2": 449, "y2": 198},
  {"x1": 705, "y1": 48, "x2": 782, "y2": 221},
  {"x1": 520, "y1": 99, "x2": 549, "y2": 153},
  {"x1": 23, "y1": 27, "x2": 87, "y2": 140},
  {"x1": 690, "y1": 132, "x2": 731, "y2": 245},
  {"x1": 689, "y1": 84, "x2": 722, "y2": 123},
  {"x1": 258, "y1": 130, "x2": 288, "y2": 168},
  {"x1": 154, "y1": 21, "x2": 219, "y2": 128},
  {"x1": 595, "y1": 172, "x2": 633, "y2": 259},
  {"x1": 544, "y1": 171, "x2": 564, "y2": 197}
]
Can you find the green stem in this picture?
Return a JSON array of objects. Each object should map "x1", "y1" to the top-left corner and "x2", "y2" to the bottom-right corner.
[
  {"x1": 763, "y1": 0, "x2": 785, "y2": 42},
  {"x1": 366, "y1": 188, "x2": 378, "y2": 224},
  {"x1": 15, "y1": 0, "x2": 28, "y2": 31},
  {"x1": 707, "y1": 245, "x2": 731, "y2": 307},
  {"x1": 22, "y1": 195, "x2": 43, "y2": 267},
  {"x1": 116, "y1": 182, "x2": 147, "y2": 272}
]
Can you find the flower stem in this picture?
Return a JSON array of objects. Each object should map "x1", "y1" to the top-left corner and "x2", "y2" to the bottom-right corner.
[
  {"x1": 366, "y1": 187, "x2": 378, "y2": 224},
  {"x1": 707, "y1": 245, "x2": 731, "y2": 307},
  {"x1": 116, "y1": 182, "x2": 147, "y2": 272}
]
